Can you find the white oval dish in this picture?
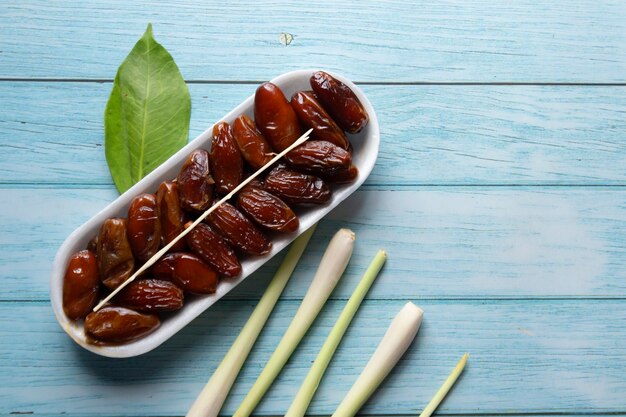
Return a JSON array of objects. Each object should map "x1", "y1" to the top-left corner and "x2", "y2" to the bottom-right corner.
[{"x1": 50, "y1": 69, "x2": 380, "y2": 358}]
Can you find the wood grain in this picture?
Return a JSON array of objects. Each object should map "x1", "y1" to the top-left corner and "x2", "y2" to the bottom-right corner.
[
  {"x1": 2, "y1": 187, "x2": 625, "y2": 301},
  {"x1": 1, "y1": 300, "x2": 625, "y2": 416},
  {"x1": 1, "y1": 83, "x2": 625, "y2": 186},
  {"x1": 1, "y1": 1, "x2": 626, "y2": 82}
]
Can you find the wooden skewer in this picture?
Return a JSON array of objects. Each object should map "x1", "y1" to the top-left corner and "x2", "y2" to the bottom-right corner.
[{"x1": 93, "y1": 128, "x2": 313, "y2": 312}]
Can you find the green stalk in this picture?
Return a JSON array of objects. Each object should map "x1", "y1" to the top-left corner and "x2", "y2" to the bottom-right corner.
[
  {"x1": 332, "y1": 302, "x2": 424, "y2": 417},
  {"x1": 285, "y1": 250, "x2": 387, "y2": 417},
  {"x1": 233, "y1": 228, "x2": 356, "y2": 417},
  {"x1": 186, "y1": 225, "x2": 317, "y2": 417},
  {"x1": 418, "y1": 353, "x2": 469, "y2": 417}
]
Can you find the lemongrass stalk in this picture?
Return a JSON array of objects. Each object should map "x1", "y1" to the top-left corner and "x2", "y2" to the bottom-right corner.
[
  {"x1": 418, "y1": 353, "x2": 469, "y2": 417},
  {"x1": 332, "y1": 302, "x2": 424, "y2": 417},
  {"x1": 285, "y1": 249, "x2": 387, "y2": 417},
  {"x1": 233, "y1": 228, "x2": 356, "y2": 417},
  {"x1": 186, "y1": 225, "x2": 317, "y2": 417}
]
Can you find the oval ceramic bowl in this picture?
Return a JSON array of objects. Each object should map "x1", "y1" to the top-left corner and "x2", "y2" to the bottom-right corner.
[{"x1": 50, "y1": 69, "x2": 380, "y2": 358}]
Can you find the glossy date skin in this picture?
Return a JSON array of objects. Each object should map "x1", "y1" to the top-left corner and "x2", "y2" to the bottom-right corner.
[
  {"x1": 186, "y1": 223, "x2": 242, "y2": 277},
  {"x1": 177, "y1": 149, "x2": 214, "y2": 211},
  {"x1": 237, "y1": 187, "x2": 299, "y2": 233},
  {"x1": 324, "y1": 163, "x2": 359, "y2": 183},
  {"x1": 63, "y1": 250, "x2": 100, "y2": 320},
  {"x1": 254, "y1": 82, "x2": 302, "y2": 152},
  {"x1": 152, "y1": 252, "x2": 218, "y2": 294},
  {"x1": 84, "y1": 306, "x2": 160, "y2": 344},
  {"x1": 96, "y1": 218, "x2": 135, "y2": 290},
  {"x1": 291, "y1": 91, "x2": 349, "y2": 150},
  {"x1": 285, "y1": 140, "x2": 352, "y2": 177},
  {"x1": 156, "y1": 181, "x2": 186, "y2": 251},
  {"x1": 207, "y1": 202, "x2": 272, "y2": 255},
  {"x1": 210, "y1": 122, "x2": 243, "y2": 194},
  {"x1": 116, "y1": 279, "x2": 184, "y2": 312},
  {"x1": 264, "y1": 164, "x2": 331, "y2": 205},
  {"x1": 232, "y1": 115, "x2": 274, "y2": 170},
  {"x1": 127, "y1": 193, "x2": 161, "y2": 262},
  {"x1": 310, "y1": 71, "x2": 369, "y2": 134}
]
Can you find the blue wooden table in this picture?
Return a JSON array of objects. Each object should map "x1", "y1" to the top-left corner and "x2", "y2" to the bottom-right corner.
[{"x1": 1, "y1": 1, "x2": 625, "y2": 416}]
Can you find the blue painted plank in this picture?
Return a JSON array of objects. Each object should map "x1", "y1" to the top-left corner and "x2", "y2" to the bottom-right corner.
[
  {"x1": 1, "y1": 300, "x2": 625, "y2": 416},
  {"x1": 2, "y1": 187, "x2": 625, "y2": 301},
  {"x1": 1, "y1": 1, "x2": 626, "y2": 82},
  {"x1": 1, "y1": 83, "x2": 625, "y2": 186}
]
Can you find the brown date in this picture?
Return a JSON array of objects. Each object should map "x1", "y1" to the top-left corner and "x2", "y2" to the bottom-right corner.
[
  {"x1": 177, "y1": 149, "x2": 214, "y2": 211},
  {"x1": 290, "y1": 91, "x2": 349, "y2": 150},
  {"x1": 264, "y1": 164, "x2": 330, "y2": 205},
  {"x1": 96, "y1": 218, "x2": 135, "y2": 290},
  {"x1": 156, "y1": 181, "x2": 186, "y2": 251},
  {"x1": 63, "y1": 250, "x2": 100, "y2": 320},
  {"x1": 310, "y1": 71, "x2": 369, "y2": 134},
  {"x1": 232, "y1": 115, "x2": 274, "y2": 170},
  {"x1": 237, "y1": 187, "x2": 299, "y2": 233},
  {"x1": 324, "y1": 163, "x2": 359, "y2": 184},
  {"x1": 127, "y1": 193, "x2": 161, "y2": 262},
  {"x1": 254, "y1": 82, "x2": 302, "y2": 152},
  {"x1": 186, "y1": 223, "x2": 242, "y2": 277},
  {"x1": 210, "y1": 122, "x2": 243, "y2": 194},
  {"x1": 87, "y1": 235, "x2": 98, "y2": 254},
  {"x1": 285, "y1": 140, "x2": 352, "y2": 177},
  {"x1": 243, "y1": 177, "x2": 264, "y2": 190},
  {"x1": 152, "y1": 252, "x2": 218, "y2": 294},
  {"x1": 116, "y1": 279, "x2": 184, "y2": 312},
  {"x1": 207, "y1": 202, "x2": 272, "y2": 255},
  {"x1": 84, "y1": 306, "x2": 160, "y2": 343}
]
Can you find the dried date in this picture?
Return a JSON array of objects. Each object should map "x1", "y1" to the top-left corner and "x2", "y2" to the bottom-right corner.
[
  {"x1": 207, "y1": 202, "x2": 272, "y2": 255},
  {"x1": 127, "y1": 193, "x2": 161, "y2": 262},
  {"x1": 62, "y1": 250, "x2": 100, "y2": 320},
  {"x1": 254, "y1": 82, "x2": 302, "y2": 152},
  {"x1": 177, "y1": 149, "x2": 214, "y2": 211},
  {"x1": 87, "y1": 235, "x2": 98, "y2": 254},
  {"x1": 84, "y1": 306, "x2": 160, "y2": 343},
  {"x1": 237, "y1": 187, "x2": 299, "y2": 232},
  {"x1": 116, "y1": 279, "x2": 183, "y2": 312},
  {"x1": 323, "y1": 163, "x2": 359, "y2": 183},
  {"x1": 232, "y1": 114, "x2": 274, "y2": 170},
  {"x1": 96, "y1": 218, "x2": 135, "y2": 290},
  {"x1": 210, "y1": 122, "x2": 243, "y2": 194},
  {"x1": 152, "y1": 252, "x2": 218, "y2": 294},
  {"x1": 310, "y1": 71, "x2": 369, "y2": 134},
  {"x1": 156, "y1": 181, "x2": 187, "y2": 251},
  {"x1": 264, "y1": 164, "x2": 330, "y2": 205},
  {"x1": 291, "y1": 91, "x2": 349, "y2": 149},
  {"x1": 285, "y1": 140, "x2": 352, "y2": 177},
  {"x1": 186, "y1": 223, "x2": 242, "y2": 277}
]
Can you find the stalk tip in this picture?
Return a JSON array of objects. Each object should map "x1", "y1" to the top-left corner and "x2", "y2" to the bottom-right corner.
[{"x1": 339, "y1": 228, "x2": 356, "y2": 240}]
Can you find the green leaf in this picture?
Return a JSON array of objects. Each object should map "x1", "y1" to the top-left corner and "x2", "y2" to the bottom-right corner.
[{"x1": 105, "y1": 23, "x2": 191, "y2": 193}]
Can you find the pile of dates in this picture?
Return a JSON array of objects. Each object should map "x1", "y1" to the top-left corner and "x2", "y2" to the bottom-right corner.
[{"x1": 62, "y1": 71, "x2": 369, "y2": 344}]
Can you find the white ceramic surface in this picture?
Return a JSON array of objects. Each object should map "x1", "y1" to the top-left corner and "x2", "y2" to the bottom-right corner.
[{"x1": 50, "y1": 69, "x2": 380, "y2": 358}]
